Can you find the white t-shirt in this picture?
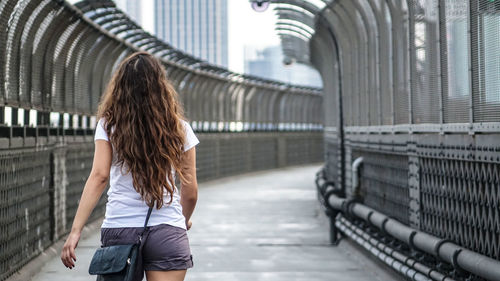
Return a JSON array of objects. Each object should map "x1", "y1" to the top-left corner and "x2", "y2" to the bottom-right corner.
[{"x1": 94, "y1": 118, "x2": 199, "y2": 229}]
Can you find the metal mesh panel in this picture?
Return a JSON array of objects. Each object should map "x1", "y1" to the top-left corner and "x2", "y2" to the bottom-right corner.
[
  {"x1": 30, "y1": 2, "x2": 62, "y2": 110},
  {"x1": 196, "y1": 132, "x2": 323, "y2": 182},
  {"x1": 195, "y1": 135, "x2": 218, "y2": 182},
  {"x1": 285, "y1": 134, "x2": 320, "y2": 166},
  {"x1": 325, "y1": 137, "x2": 339, "y2": 184},
  {"x1": 0, "y1": 0, "x2": 19, "y2": 105},
  {"x1": 380, "y1": 2, "x2": 394, "y2": 125},
  {"x1": 420, "y1": 157, "x2": 500, "y2": 260},
  {"x1": 409, "y1": 0, "x2": 441, "y2": 124},
  {"x1": 442, "y1": 0, "x2": 471, "y2": 123},
  {"x1": 4, "y1": 0, "x2": 38, "y2": 108},
  {"x1": 473, "y1": 0, "x2": 500, "y2": 122},
  {"x1": 354, "y1": 150, "x2": 410, "y2": 225},
  {"x1": 218, "y1": 137, "x2": 250, "y2": 177},
  {"x1": 19, "y1": 0, "x2": 53, "y2": 109},
  {"x1": 250, "y1": 137, "x2": 278, "y2": 171},
  {"x1": 64, "y1": 143, "x2": 104, "y2": 228},
  {"x1": 50, "y1": 20, "x2": 83, "y2": 112},
  {"x1": 0, "y1": 150, "x2": 51, "y2": 281},
  {"x1": 391, "y1": 0, "x2": 411, "y2": 125}
]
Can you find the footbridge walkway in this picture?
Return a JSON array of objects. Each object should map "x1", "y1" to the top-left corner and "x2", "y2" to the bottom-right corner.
[
  {"x1": 24, "y1": 165, "x2": 399, "y2": 281},
  {"x1": 2, "y1": 0, "x2": 500, "y2": 281}
]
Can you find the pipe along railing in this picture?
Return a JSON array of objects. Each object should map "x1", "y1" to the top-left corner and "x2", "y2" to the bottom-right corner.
[{"x1": 315, "y1": 168, "x2": 500, "y2": 281}]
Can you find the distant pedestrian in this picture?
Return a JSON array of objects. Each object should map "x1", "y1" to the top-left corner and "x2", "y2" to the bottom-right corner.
[{"x1": 60, "y1": 52, "x2": 199, "y2": 281}]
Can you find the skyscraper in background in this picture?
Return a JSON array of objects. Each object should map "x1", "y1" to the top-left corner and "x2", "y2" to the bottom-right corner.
[
  {"x1": 114, "y1": 0, "x2": 142, "y2": 25},
  {"x1": 154, "y1": 0, "x2": 228, "y2": 67},
  {"x1": 244, "y1": 46, "x2": 322, "y2": 88}
]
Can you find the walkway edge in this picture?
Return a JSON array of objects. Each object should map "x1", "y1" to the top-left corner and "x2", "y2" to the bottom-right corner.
[{"x1": 5, "y1": 218, "x2": 104, "y2": 281}]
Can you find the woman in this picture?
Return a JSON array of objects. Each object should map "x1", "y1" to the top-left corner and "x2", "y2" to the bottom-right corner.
[{"x1": 60, "y1": 52, "x2": 199, "y2": 281}]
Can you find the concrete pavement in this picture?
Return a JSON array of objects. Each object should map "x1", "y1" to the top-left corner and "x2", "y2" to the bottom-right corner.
[{"x1": 27, "y1": 164, "x2": 398, "y2": 281}]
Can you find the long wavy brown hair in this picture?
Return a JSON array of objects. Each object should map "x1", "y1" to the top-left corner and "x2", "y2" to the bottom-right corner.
[{"x1": 97, "y1": 52, "x2": 188, "y2": 209}]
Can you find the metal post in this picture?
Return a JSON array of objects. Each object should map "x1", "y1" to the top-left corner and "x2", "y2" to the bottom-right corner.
[
  {"x1": 468, "y1": 0, "x2": 478, "y2": 129},
  {"x1": 329, "y1": 212, "x2": 339, "y2": 245},
  {"x1": 438, "y1": 0, "x2": 447, "y2": 127},
  {"x1": 408, "y1": 2, "x2": 415, "y2": 126},
  {"x1": 24, "y1": 109, "x2": 29, "y2": 126},
  {"x1": 12, "y1": 108, "x2": 18, "y2": 126},
  {"x1": 0, "y1": 107, "x2": 4, "y2": 125}
]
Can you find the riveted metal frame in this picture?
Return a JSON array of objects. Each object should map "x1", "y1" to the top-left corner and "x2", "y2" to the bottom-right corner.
[{"x1": 280, "y1": 0, "x2": 500, "y2": 277}]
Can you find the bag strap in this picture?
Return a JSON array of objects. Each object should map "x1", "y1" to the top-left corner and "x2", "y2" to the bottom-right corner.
[{"x1": 138, "y1": 205, "x2": 154, "y2": 241}]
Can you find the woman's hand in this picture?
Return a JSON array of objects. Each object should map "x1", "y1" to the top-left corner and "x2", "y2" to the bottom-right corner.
[
  {"x1": 186, "y1": 219, "x2": 193, "y2": 230},
  {"x1": 61, "y1": 231, "x2": 81, "y2": 269}
]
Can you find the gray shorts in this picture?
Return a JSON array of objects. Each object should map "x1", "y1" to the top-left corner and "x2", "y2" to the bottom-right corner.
[{"x1": 100, "y1": 224, "x2": 193, "y2": 280}]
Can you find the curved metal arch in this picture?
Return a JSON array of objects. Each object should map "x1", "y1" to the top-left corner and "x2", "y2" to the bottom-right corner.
[
  {"x1": 262, "y1": 88, "x2": 279, "y2": 127},
  {"x1": 50, "y1": 20, "x2": 88, "y2": 112},
  {"x1": 73, "y1": 34, "x2": 108, "y2": 113},
  {"x1": 274, "y1": 5, "x2": 315, "y2": 17},
  {"x1": 309, "y1": 19, "x2": 340, "y2": 128},
  {"x1": 87, "y1": 38, "x2": 117, "y2": 113},
  {"x1": 275, "y1": 27, "x2": 311, "y2": 41},
  {"x1": 0, "y1": 0, "x2": 24, "y2": 102},
  {"x1": 74, "y1": 0, "x2": 114, "y2": 13},
  {"x1": 101, "y1": 18, "x2": 132, "y2": 32},
  {"x1": 242, "y1": 86, "x2": 258, "y2": 128},
  {"x1": 186, "y1": 74, "x2": 209, "y2": 122},
  {"x1": 4, "y1": 0, "x2": 48, "y2": 107},
  {"x1": 31, "y1": 3, "x2": 69, "y2": 111},
  {"x1": 111, "y1": 25, "x2": 141, "y2": 37},
  {"x1": 132, "y1": 37, "x2": 160, "y2": 48},
  {"x1": 120, "y1": 30, "x2": 147, "y2": 41},
  {"x1": 93, "y1": 14, "x2": 127, "y2": 29},
  {"x1": 130, "y1": 36, "x2": 157, "y2": 48},
  {"x1": 321, "y1": 5, "x2": 360, "y2": 126},
  {"x1": 177, "y1": 72, "x2": 200, "y2": 118},
  {"x1": 270, "y1": 0, "x2": 320, "y2": 15},
  {"x1": 85, "y1": 8, "x2": 119, "y2": 23},
  {"x1": 276, "y1": 11, "x2": 315, "y2": 29},
  {"x1": 279, "y1": 33, "x2": 311, "y2": 62},
  {"x1": 337, "y1": 0, "x2": 370, "y2": 126},
  {"x1": 228, "y1": 82, "x2": 246, "y2": 124},
  {"x1": 346, "y1": 0, "x2": 381, "y2": 126},
  {"x1": 276, "y1": 21, "x2": 314, "y2": 37},
  {"x1": 110, "y1": 47, "x2": 133, "y2": 74},
  {"x1": 143, "y1": 41, "x2": 170, "y2": 55},
  {"x1": 384, "y1": 0, "x2": 412, "y2": 125},
  {"x1": 201, "y1": 79, "x2": 222, "y2": 126},
  {"x1": 207, "y1": 80, "x2": 227, "y2": 129},
  {"x1": 47, "y1": 18, "x2": 83, "y2": 112},
  {"x1": 265, "y1": 89, "x2": 282, "y2": 129}
]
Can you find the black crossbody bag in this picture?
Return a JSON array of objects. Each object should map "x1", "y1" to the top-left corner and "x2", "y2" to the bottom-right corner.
[{"x1": 88, "y1": 206, "x2": 153, "y2": 281}]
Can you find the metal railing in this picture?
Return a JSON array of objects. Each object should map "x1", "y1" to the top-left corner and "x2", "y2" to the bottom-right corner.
[
  {"x1": 260, "y1": 0, "x2": 500, "y2": 280},
  {"x1": 0, "y1": 1, "x2": 324, "y2": 280}
]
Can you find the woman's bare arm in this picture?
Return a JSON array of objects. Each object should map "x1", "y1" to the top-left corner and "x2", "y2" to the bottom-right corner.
[
  {"x1": 180, "y1": 147, "x2": 198, "y2": 230},
  {"x1": 61, "y1": 140, "x2": 112, "y2": 269}
]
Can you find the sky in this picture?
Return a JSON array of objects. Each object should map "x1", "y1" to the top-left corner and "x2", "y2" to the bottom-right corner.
[
  {"x1": 136, "y1": 0, "x2": 280, "y2": 73},
  {"x1": 227, "y1": 0, "x2": 280, "y2": 73}
]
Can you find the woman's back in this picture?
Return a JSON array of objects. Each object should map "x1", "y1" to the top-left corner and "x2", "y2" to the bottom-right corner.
[{"x1": 95, "y1": 118, "x2": 199, "y2": 229}]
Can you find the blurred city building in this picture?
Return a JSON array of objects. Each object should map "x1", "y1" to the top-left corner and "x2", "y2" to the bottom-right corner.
[
  {"x1": 244, "y1": 45, "x2": 322, "y2": 88},
  {"x1": 154, "y1": 0, "x2": 228, "y2": 67},
  {"x1": 114, "y1": 0, "x2": 142, "y2": 25}
]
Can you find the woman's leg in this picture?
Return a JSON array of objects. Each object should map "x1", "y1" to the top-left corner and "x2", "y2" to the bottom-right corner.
[{"x1": 146, "y1": 270, "x2": 187, "y2": 281}]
